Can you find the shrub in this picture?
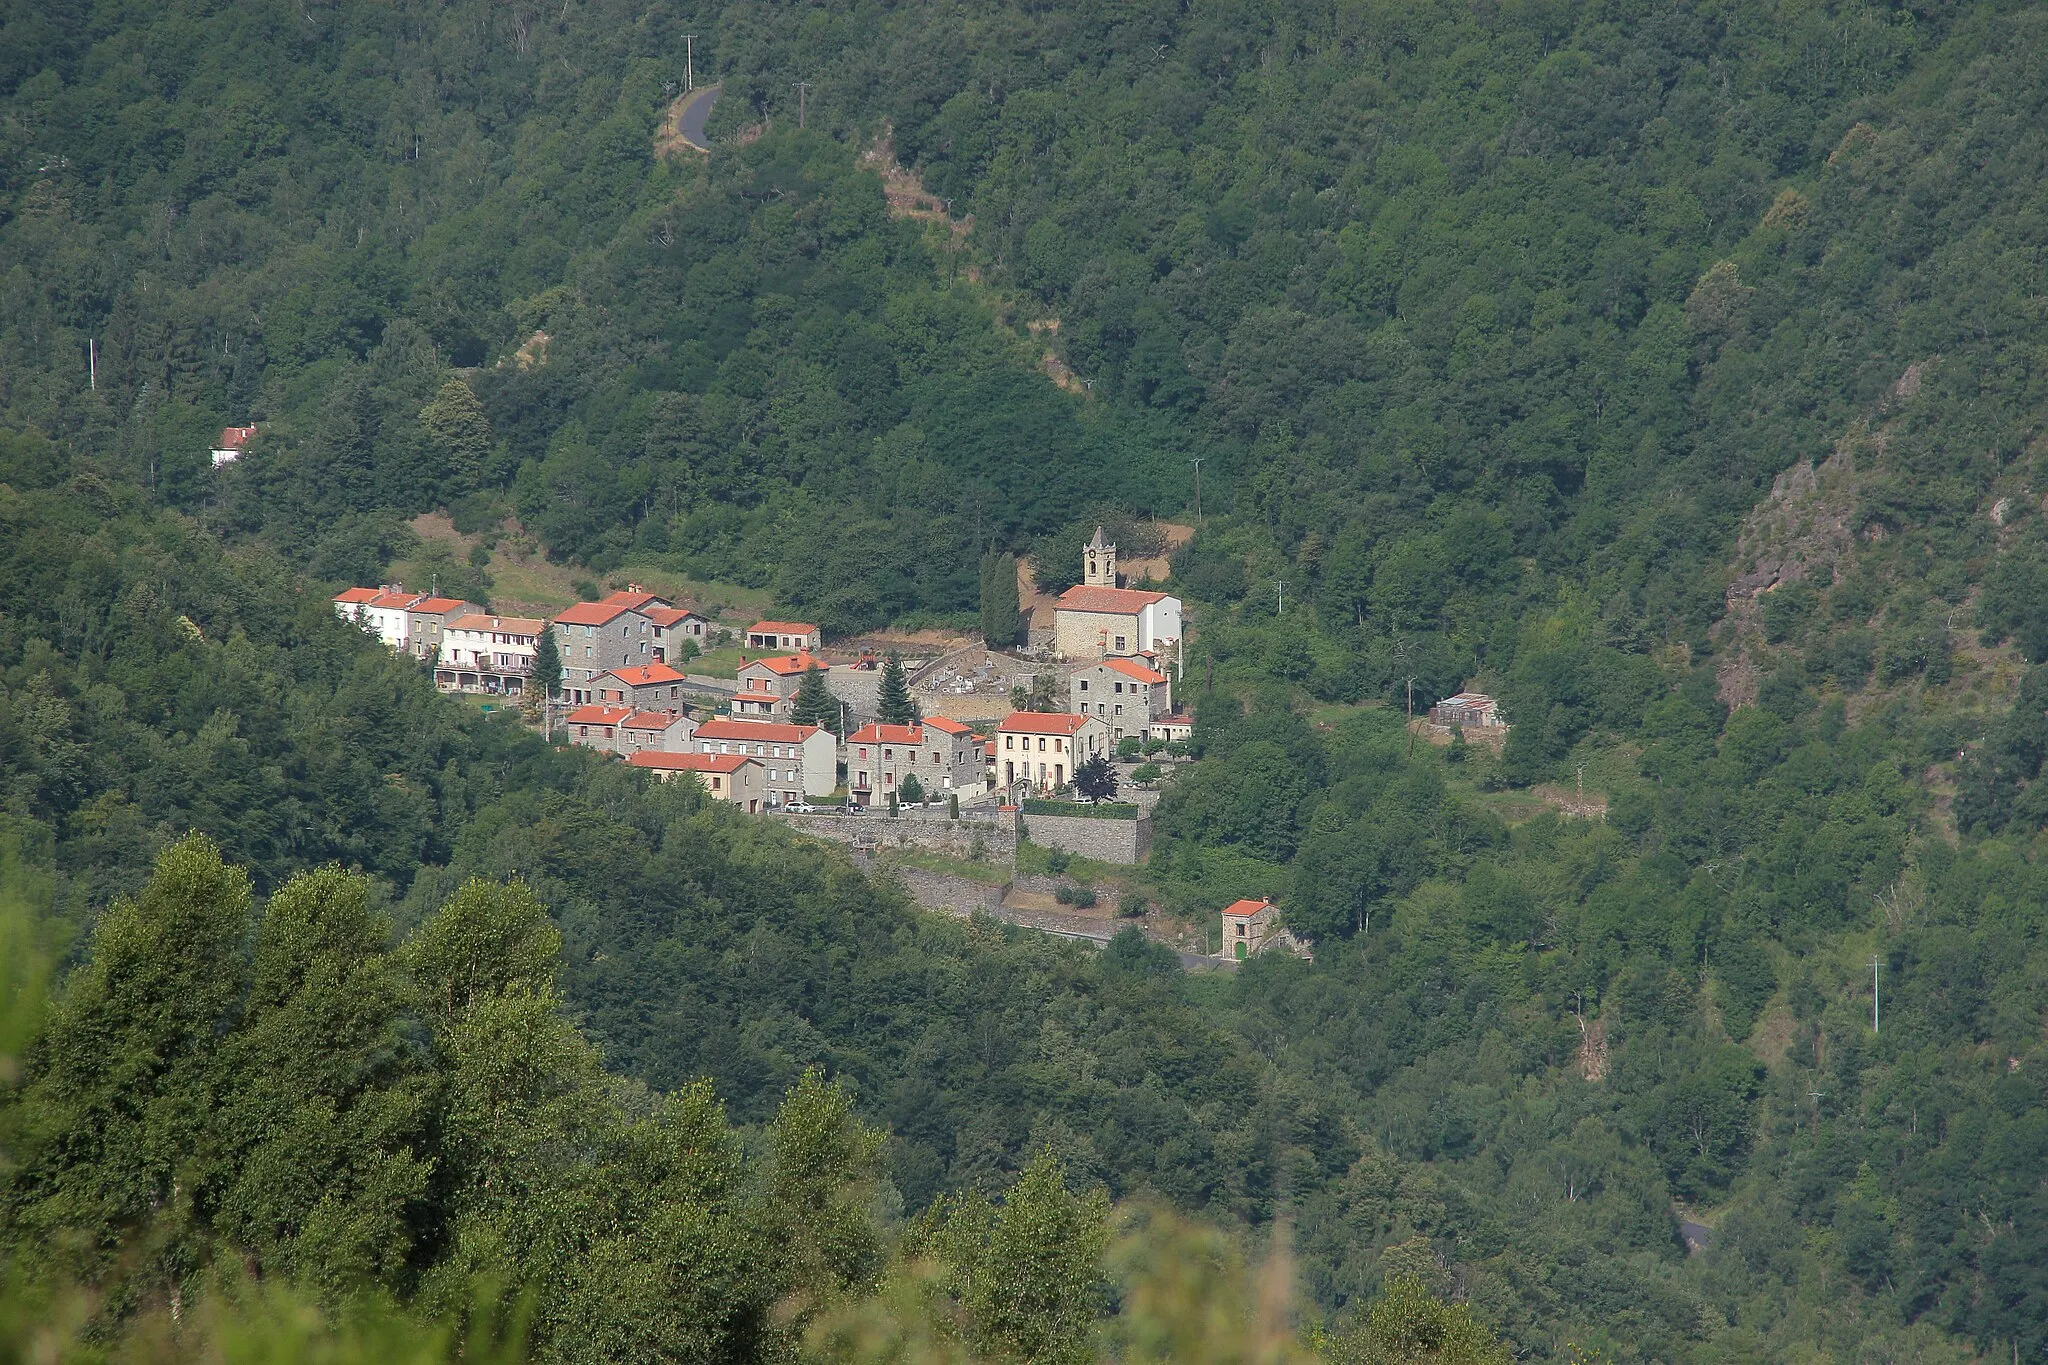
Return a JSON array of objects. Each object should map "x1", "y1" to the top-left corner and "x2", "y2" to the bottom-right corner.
[
  {"x1": 1118, "y1": 737, "x2": 1144, "y2": 759},
  {"x1": 1141, "y1": 737, "x2": 1167, "y2": 755},
  {"x1": 1118, "y1": 893, "x2": 1148, "y2": 917},
  {"x1": 1132, "y1": 763, "x2": 1162, "y2": 784}
]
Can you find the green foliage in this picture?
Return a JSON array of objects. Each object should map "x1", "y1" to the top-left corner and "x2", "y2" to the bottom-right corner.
[
  {"x1": 531, "y1": 625, "x2": 563, "y2": 701},
  {"x1": 1020, "y1": 801, "x2": 1139, "y2": 820},
  {"x1": 980, "y1": 553, "x2": 1024, "y2": 649},
  {"x1": 879, "y1": 654, "x2": 917, "y2": 726},
  {"x1": 792, "y1": 663, "x2": 843, "y2": 735},
  {"x1": 1073, "y1": 755, "x2": 1117, "y2": 803}
]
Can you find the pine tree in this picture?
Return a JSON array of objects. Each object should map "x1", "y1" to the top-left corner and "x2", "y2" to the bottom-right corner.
[
  {"x1": 532, "y1": 623, "x2": 563, "y2": 705},
  {"x1": 878, "y1": 652, "x2": 916, "y2": 725},
  {"x1": 980, "y1": 551, "x2": 1022, "y2": 649},
  {"x1": 791, "y1": 663, "x2": 840, "y2": 734}
]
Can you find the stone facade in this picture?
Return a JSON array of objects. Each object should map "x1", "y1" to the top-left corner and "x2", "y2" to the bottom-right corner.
[
  {"x1": 1020, "y1": 810, "x2": 1151, "y2": 864},
  {"x1": 775, "y1": 808, "x2": 1020, "y2": 861}
]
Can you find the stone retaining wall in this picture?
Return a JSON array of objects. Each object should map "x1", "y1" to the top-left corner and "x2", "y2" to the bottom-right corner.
[
  {"x1": 1020, "y1": 811, "x2": 1151, "y2": 864},
  {"x1": 775, "y1": 810, "x2": 1018, "y2": 860}
]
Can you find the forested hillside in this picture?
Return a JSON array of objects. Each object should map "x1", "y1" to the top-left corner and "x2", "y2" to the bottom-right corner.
[{"x1": 6, "y1": 0, "x2": 2048, "y2": 1361}]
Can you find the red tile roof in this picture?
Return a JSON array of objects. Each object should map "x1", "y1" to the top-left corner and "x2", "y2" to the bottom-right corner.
[
  {"x1": 333, "y1": 587, "x2": 379, "y2": 604},
  {"x1": 218, "y1": 425, "x2": 258, "y2": 450},
  {"x1": 848, "y1": 723, "x2": 925, "y2": 745},
  {"x1": 694, "y1": 719, "x2": 821, "y2": 743},
  {"x1": 998, "y1": 712, "x2": 1091, "y2": 735},
  {"x1": 601, "y1": 663, "x2": 688, "y2": 687},
  {"x1": 1100, "y1": 657, "x2": 1167, "y2": 684},
  {"x1": 367, "y1": 589, "x2": 428, "y2": 610},
  {"x1": 601, "y1": 588, "x2": 671, "y2": 611},
  {"x1": 922, "y1": 716, "x2": 974, "y2": 735},
  {"x1": 566, "y1": 705, "x2": 633, "y2": 726},
  {"x1": 643, "y1": 606, "x2": 707, "y2": 627},
  {"x1": 1055, "y1": 585, "x2": 1170, "y2": 614},
  {"x1": 627, "y1": 751, "x2": 755, "y2": 773},
  {"x1": 553, "y1": 601, "x2": 637, "y2": 627},
  {"x1": 622, "y1": 710, "x2": 691, "y2": 731},
  {"x1": 449, "y1": 613, "x2": 544, "y2": 634},
  {"x1": 1222, "y1": 898, "x2": 1274, "y2": 918},
  {"x1": 741, "y1": 652, "x2": 822, "y2": 677},
  {"x1": 409, "y1": 596, "x2": 473, "y2": 615},
  {"x1": 748, "y1": 620, "x2": 819, "y2": 637}
]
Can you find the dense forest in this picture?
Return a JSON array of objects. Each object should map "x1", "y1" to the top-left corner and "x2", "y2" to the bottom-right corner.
[{"x1": 6, "y1": 0, "x2": 2048, "y2": 1361}]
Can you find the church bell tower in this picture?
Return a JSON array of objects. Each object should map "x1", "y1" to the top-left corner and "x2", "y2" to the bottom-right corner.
[{"x1": 1083, "y1": 526, "x2": 1118, "y2": 588}]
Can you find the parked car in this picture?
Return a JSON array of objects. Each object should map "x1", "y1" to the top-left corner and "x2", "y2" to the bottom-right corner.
[
  {"x1": 840, "y1": 802, "x2": 866, "y2": 815},
  {"x1": 786, "y1": 801, "x2": 821, "y2": 813}
]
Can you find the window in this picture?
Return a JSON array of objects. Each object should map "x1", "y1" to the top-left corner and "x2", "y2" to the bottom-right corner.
[
  {"x1": 1115, "y1": 705, "x2": 1123, "y2": 716},
  {"x1": 1115, "y1": 681, "x2": 1124, "y2": 693},
  {"x1": 1114, "y1": 636, "x2": 1127, "y2": 651},
  {"x1": 1005, "y1": 736, "x2": 1014, "y2": 750},
  {"x1": 1037, "y1": 737, "x2": 1046, "y2": 752},
  {"x1": 883, "y1": 748, "x2": 893, "y2": 759},
  {"x1": 1078, "y1": 680, "x2": 1089, "y2": 692}
]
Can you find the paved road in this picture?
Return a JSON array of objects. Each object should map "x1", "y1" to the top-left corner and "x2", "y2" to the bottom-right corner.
[{"x1": 674, "y1": 85, "x2": 721, "y2": 152}]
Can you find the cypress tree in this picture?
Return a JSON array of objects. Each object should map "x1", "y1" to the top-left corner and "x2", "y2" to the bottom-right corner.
[
  {"x1": 878, "y1": 652, "x2": 916, "y2": 725},
  {"x1": 980, "y1": 551, "x2": 1022, "y2": 649},
  {"x1": 532, "y1": 623, "x2": 563, "y2": 701}
]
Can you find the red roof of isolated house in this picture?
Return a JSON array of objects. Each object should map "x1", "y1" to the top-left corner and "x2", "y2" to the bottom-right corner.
[
  {"x1": 218, "y1": 425, "x2": 258, "y2": 450},
  {"x1": 848, "y1": 723, "x2": 925, "y2": 745},
  {"x1": 748, "y1": 620, "x2": 819, "y2": 637},
  {"x1": 695, "y1": 719, "x2": 820, "y2": 744},
  {"x1": 1222, "y1": 898, "x2": 1275, "y2": 919},
  {"x1": 566, "y1": 705, "x2": 633, "y2": 726},
  {"x1": 998, "y1": 712, "x2": 1090, "y2": 736},
  {"x1": 601, "y1": 663, "x2": 688, "y2": 687},
  {"x1": 622, "y1": 710, "x2": 691, "y2": 731},
  {"x1": 922, "y1": 716, "x2": 973, "y2": 735},
  {"x1": 1055, "y1": 585, "x2": 1170, "y2": 614},
  {"x1": 741, "y1": 652, "x2": 822, "y2": 677},
  {"x1": 1100, "y1": 657, "x2": 1167, "y2": 684},
  {"x1": 553, "y1": 600, "x2": 639, "y2": 627},
  {"x1": 333, "y1": 587, "x2": 380, "y2": 605},
  {"x1": 627, "y1": 751, "x2": 754, "y2": 773}
]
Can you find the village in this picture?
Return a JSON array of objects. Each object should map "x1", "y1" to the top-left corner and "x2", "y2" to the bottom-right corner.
[{"x1": 334, "y1": 526, "x2": 1505, "y2": 963}]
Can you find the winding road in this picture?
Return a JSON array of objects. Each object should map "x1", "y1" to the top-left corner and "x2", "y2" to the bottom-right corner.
[{"x1": 671, "y1": 85, "x2": 721, "y2": 153}]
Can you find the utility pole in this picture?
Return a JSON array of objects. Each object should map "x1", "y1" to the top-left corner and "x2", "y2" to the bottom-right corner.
[
  {"x1": 1188, "y1": 457, "x2": 1204, "y2": 521},
  {"x1": 1274, "y1": 579, "x2": 1285, "y2": 616},
  {"x1": 1871, "y1": 955, "x2": 1882, "y2": 1034},
  {"x1": 793, "y1": 80, "x2": 811, "y2": 129},
  {"x1": 88, "y1": 337, "x2": 96, "y2": 390},
  {"x1": 683, "y1": 34, "x2": 696, "y2": 90},
  {"x1": 1576, "y1": 763, "x2": 1586, "y2": 813},
  {"x1": 1404, "y1": 675, "x2": 1417, "y2": 756},
  {"x1": 1808, "y1": 1091, "x2": 1825, "y2": 1135}
]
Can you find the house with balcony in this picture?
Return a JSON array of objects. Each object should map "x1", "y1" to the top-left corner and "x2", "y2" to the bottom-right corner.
[
  {"x1": 845, "y1": 716, "x2": 984, "y2": 806},
  {"x1": 437, "y1": 614, "x2": 543, "y2": 695},
  {"x1": 732, "y1": 651, "x2": 825, "y2": 719},
  {"x1": 993, "y1": 712, "x2": 1109, "y2": 793}
]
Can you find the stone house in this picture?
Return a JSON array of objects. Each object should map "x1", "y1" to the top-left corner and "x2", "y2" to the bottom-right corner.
[
  {"x1": 626, "y1": 751, "x2": 767, "y2": 810},
  {"x1": 846, "y1": 716, "x2": 984, "y2": 807},
  {"x1": 592, "y1": 662, "x2": 690, "y2": 712},
  {"x1": 645, "y1": 605, "x2": 712, "y2": 661},
  {"x1": 692, "y1": 718, "x2": 836, "y2": 804},
  {"x1": 406, "y1": 596, "x2": 480, "y2": 663},
  {"x1": 993, "y1": 712, "x2": 1110, "y2": 793},
  {"x1": 732, "y1": 651, "x2": 825, "y2": 720},
  {"x1": 1051, "y1": 530, "x2": 1184, "y2": 661},
  {"x1": 1069, "y1": 657, "x2": 1171, "y2": 745},
  {"x1": 620, "y1": 710, "x2": 697, "y2": 755},
  {"x1": 437, "y1": 614, "x2": 543, "y2": 695},
  {"x1": 551, "y1": 600, "x2": 661, "y2": 704},
  {"x1": 564, "y1": 704, "x2": 635, "y2": 753},
  {"x1": 1221, "y1": 897, "x2": 1281, "y2": 960},
  {"x1": 745, "y1": 620, "x2": 822, "y2": 651},
  {"x1": 1428, "y1": 692, "x2": 1505, "y2": 730}
]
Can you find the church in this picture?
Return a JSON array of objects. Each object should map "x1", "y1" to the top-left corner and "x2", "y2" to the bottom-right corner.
[{"x1": 1052, "y1": 527, "x2": 1184, "y2": 662}]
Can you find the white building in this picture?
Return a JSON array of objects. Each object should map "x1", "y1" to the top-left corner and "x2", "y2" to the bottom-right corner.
[
  {"x1": 334, "y1": 585, "x2": 428, "y2": 651},
  {"x1": 993, "y1": 711, "x2": 1110, "y2": 792},
  {"x1": 437, "y1": 614, "x2": 543, "y2": 695}
]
